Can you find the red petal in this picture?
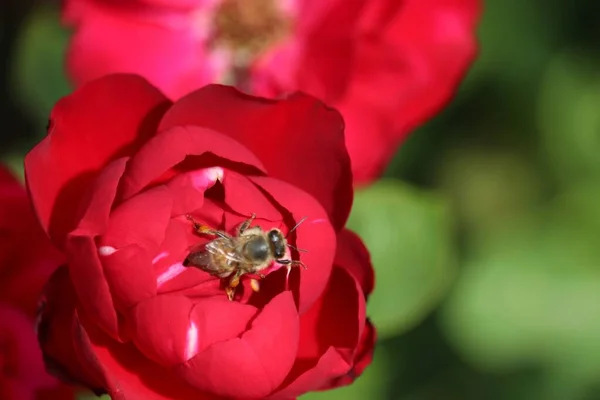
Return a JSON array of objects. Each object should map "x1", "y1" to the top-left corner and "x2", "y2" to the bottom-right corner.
[
  {"x1": 117, "y1": 125, "x2": 267, "y2": 201},
  {"x1": 39, "y1": 267, "x2": 212, "y2": 399},
  {"x1": 340, "y1": 0, "x2": 480, "y2": 183},
  {"x1": 268, "y1": 347, "x2": 350, "y2": 400},
  {"x1": 270, "y1": 267, "x2": 366, "y2": 397},
  {"x1": 335, "y1": 229, "x2": 375, "y2": 298},
  {"x1": 65, "y1": 0, "x2": 217, "y2": 100},
  {"x1": 220, "y1": 171, "x2": 282, "y2": 221},
  {"x1": 0, "y1": 305, "x2": 50, "y2": 391},
  {"x1": 128, "y1": 295, "x2": 258, "y2": 366},
  {"x1": 0, "y1": 167, "x2": 64, "y2": 316},
  {"x1": 128, "y1": 295, "x2": 195, "y2": 366},
  {"x1": 24, "y1": 74, "x2": 170, "y2": 248},
  {"x1": 321, "y1": 319, "x2": 376, "y2": 389},
  {"x1": 165, "y1": 167, "x2": 222, "y2": 217},
  {"x1": 37, "y1": 267, "x2": 109, "y2": 393},
  {"x1": 295, "y1": 267, "x2": 365, "y2": 359},
  {"x1": 60, "y1": 159, "x2": 130, "y2": 339},
  {"x1": 85, "y1": 328, "x2": 216, "y2": 400},
  {"x1": 250, "y1": 177, "x2": 336, "y2": 314},
  {"x1": 158, "y1": 85, "x2": 353, "y2": 231},
  {"x1": 176, "y1": 291, "x2": 299, "y2": 398},
  {"x1": 102, "y1": 185, "x2": 173, "y2": 252},
  {"x1": 100, "y1": 244, "x2": 157, "y2": 309},
  {"x1": 77, "y1": 158, "x2": 128, "y2": 235},
  {"x1": 66, "y1": 232, "x2": 120, "y2": 339}
]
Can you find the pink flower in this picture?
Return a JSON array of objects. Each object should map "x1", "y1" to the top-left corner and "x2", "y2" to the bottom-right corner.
[{"x1": 63, "y1": 0, "x2": 481, "y2": 184}]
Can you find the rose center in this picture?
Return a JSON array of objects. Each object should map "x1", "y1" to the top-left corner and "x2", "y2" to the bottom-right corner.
[{"x1": 212, "y1": 0, "x2": 292, "y2": 59}]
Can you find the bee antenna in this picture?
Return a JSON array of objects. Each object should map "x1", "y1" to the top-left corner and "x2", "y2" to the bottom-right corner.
[
  {"x1": 286, "y1": 216, "x2": 307, "y2": 238},
  {"x1": 287, "y1": 244, "x2": 309, "y2": 253}
]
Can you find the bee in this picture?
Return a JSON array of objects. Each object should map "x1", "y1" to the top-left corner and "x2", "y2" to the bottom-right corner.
[{"x1": 183, "y1": 213, "x2": 307, "y2": 301}]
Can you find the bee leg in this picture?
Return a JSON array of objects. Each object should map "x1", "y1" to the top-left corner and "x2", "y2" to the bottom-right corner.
[
  {"x1": 237, "y1": 213, "x2": 257, "y2": 235},
  {"x1": 225, "y1": 270, "x2": 243, "y2": 301},
  {"x1": 277, "y1": 259, "x2": 308, "y2": 270},
  {"x1": 186, "y1": 214, "x2": 231, "y2": 240}
]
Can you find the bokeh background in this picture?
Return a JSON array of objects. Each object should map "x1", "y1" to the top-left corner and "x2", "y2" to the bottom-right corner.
[{"x1": 2, "y1": 1, "x2": 600, "y2": 399}]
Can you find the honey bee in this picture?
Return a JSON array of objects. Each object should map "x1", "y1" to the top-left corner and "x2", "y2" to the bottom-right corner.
[{"x1": 183, "y1": 213, "x2": 307, "y2": 301}]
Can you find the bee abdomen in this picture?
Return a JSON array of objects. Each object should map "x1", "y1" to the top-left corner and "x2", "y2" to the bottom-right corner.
[{"x1": 184, "y1": 251, "x2": 212, "y2": 268}]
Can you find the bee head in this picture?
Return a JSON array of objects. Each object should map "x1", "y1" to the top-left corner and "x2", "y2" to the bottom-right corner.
[{"x1": 267, "y1": 229, "x2": 287, "y2": 259}]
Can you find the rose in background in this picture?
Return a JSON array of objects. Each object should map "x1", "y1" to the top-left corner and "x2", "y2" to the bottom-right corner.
[
  {"x1": 62, "y1": 0, "x2": 480, "y2": 184},
  {"x1": 0, "y1": 167, "x2": 74, "y2": 400},
  {"x1": 27, "y1": 74, "x2": 375, "y2": 399}
]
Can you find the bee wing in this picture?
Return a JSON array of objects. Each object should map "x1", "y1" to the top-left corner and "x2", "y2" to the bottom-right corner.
[
  {"x1": 185, "y1": 237, "x2": 245, "y2": 268},
  {"x1": 205, "y1": 239, "x2": 246, "y2": 263}
]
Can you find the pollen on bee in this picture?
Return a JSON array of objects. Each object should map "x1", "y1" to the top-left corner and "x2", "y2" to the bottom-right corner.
[{"x1": 250, "y1": 278, "x2": 260, "y2": 292}]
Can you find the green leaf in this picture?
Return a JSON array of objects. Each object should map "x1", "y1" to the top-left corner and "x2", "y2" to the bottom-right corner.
[
  {"x1": 537, "y1": 51, "x2": 600, "y2": 182},
  {"x1": 460, "y1": 0, "x2": 555, "y2": 93},
  {"x1": 11, "y1": 4, "x2": 72, "y2": 132},
  {"x1": 347, "y1": 180, "x2": 456, "y2": 339},
  {"x1": 440, "y1": 185, "x2": 600, "y2": 384},
  {"x1": 436, "y1": 149, "x2": 543, "y2": 243}
]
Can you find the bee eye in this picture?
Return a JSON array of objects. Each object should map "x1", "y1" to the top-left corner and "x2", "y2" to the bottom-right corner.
[
  {"x1": 267, "y1": 230, "x2": 286, "y2": 259},
  {"x1": 267, "y1": 230, "x2": 280, "y2": 243}
]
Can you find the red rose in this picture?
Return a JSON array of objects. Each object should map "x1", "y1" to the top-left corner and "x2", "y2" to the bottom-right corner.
[
  {"x1": 0, "y1": 166, "x2": 74, "y2": 400},
  {"x1": 62, "y1": 0, "x2": 480, "y2": 184},
  {"x1": 26, "y1": 74, "x2": 375, "y2": 399}
]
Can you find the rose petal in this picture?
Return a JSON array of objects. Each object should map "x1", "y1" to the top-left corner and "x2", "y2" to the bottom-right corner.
[
  {"x1": 0, "y1": 167, "x2": 64, "y2": 315},
  {"x1": 37, "y1": 267, "x2": 108, "y2": 393},
  {"x1": 268, "y1": 347, "x2": 350, "y2": 400},
  {"x1": 76, "y1": 158, "x2": 128, "y2": 234},
  {"x1": 158, "y1": 85, "x2": 353, "y2": 230},
  {"x1": 128, "y1": 295, "x2": 196, "y2": 366},
  {"x1": 49, "y1": 158, "x2": 132, "y2": 338},
  {"x1": 99, "y1": 244, "x2": 157, "y2": 309},
  {"x1": 187, "y1": 297, "x2": 259, "y2": 355},
  {"x1": 25, "y1": 74, "x2": 170, "y2": 248},
  {"x1": 269, "y1": 266, "x2": 366, "y2": 397},
  {"x1": 165, "y1": 167, "x2": 223, "y2": 216},
  {"x1": 220, "y1": 170, "x2": 281, "y2": 221},
  {"x1": 128, "y1": 294, "x2": 257, "y2": 367},
  {"x1": 0, "y1": 304, "x2": 49, "y2": 389},
  {"x1": 118, "y1": 125, "x2": 267, "y2": 201},
  {"x1": 85, "y1": 325, "x2": 217, "y2": 400},
  {"x1": 41, "y1": 269, "x2": 217, "y2": 400},
  {"x1": 177, "y1": 291, "x2": 299, "y2": 398},
  {"x1": 65, "y1": 0, "x2": 218, "y2": 100},
  {"x1": 66, "y1": 232, "x2": 120, "y2": 339},
  {"x1": 296, "y1": 267, "x2": 365, "y2": 359},
  {"x1": 335, "y1": 229, "x2": 375, "y2": 298},
  {"x1": 321, "y1": 319, "x2": 376, "y2": 390},
  {"x1": 102, "y1": 185, "x2": 173, "y2": 252}
]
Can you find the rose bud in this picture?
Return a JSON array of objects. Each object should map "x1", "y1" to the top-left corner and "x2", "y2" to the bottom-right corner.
[
  {"x1": 62, "y1": 0, "x2": 480, "y2": 185},
  {"x1": 0, "y1": 166, "x2": 74, "y2": 399},
  {"x1": 25, "y1": 74, "x2": 375, "y2": 399}
]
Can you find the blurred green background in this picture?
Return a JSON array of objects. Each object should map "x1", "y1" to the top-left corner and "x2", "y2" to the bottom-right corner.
[{"x1": 2, "y1": 1, "x2": 600, "y2": 399}]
